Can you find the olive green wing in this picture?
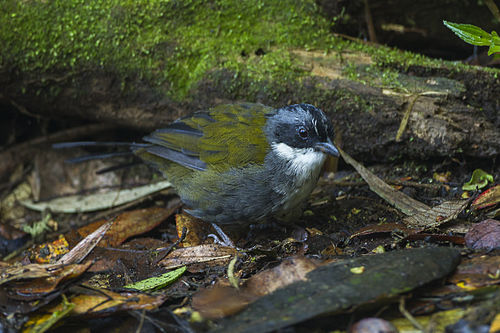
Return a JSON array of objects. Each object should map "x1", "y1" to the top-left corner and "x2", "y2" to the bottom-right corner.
[{"x1": 135, "y1": 103, "x2": 274, "y2": 172}]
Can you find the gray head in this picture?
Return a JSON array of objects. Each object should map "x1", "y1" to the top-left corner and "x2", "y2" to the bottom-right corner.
[{"x1": 265, "y1": 104, "x2": 339, "y2": 157}]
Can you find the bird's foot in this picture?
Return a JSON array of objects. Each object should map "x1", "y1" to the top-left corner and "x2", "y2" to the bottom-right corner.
[{"x1": 207, "y1": 222, "x2": 237, "y2": 248}]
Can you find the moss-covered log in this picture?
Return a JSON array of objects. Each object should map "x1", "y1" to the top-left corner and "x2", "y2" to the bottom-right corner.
[{"x1": 1, "y1": 0, "x2": 498, "y2": 164}]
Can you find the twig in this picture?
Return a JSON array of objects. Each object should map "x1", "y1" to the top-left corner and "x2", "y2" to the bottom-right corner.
[
  {"x1": 329, "y1": 179, "x2": 444, "y2": 190},
  {"x1": 399, "y1": 297, "x2": 426, "y2": 332},
  {"x1": 396, "y1": 94, "x2": 420, "y2": 142},
  {"x1": 363, "y1": 0, "x2": 378, "y2": 43},
  {"x1": 227, "y1": 255, "x2": 239, "y2": 289},
  {"x1": 153, "y1": 227, "x2": 188, "y2": 264},
  {"x1": 6, "y1": 95, "x2": 41, "y2": 119},
  {"x1": 484, "y1": 0, "x2": 500, "y2": 22},
  {"x1": 135, "y1": 309, "x2": 146, "y2": 333}
]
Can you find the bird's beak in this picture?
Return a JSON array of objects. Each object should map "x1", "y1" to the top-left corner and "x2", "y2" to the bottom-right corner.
[{"x1": 314, "y1": 139, "x2": 339, "y2": 157}]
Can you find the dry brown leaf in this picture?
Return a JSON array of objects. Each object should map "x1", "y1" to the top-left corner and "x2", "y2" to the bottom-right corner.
[
  {"x1": 403, "y1": 199, "x2": 470, "y2": 229},
  {"x1": 0, "y1": 223, "x2": 27, "y2": 241},
  {"x1": 86, "y1": 237, "x2": 168, "y2": 273},
  {"x1": 15, "y1": 261, "x2": 92, "y2": 295},
  {"x1": 1, "y1": 221, "x2": 110, "y2": 289},
  {"x1": 350, "y1": 223, "x2": 417, "y2": 239},
  {"x1": 192, "y1": 257, "x2": 321, "y2": 319},
  {"x1": 175, "y1": 212, "x2": 210, "y2": 247},
  {"x1": 340, "y1": 147, "x2": 470, "y2": 230},
  {"x1": 76, "y1": 206, "x2": 177, "y2": 247},
  {"x1": 245, "y1": 257, "x2": 320, "y2": 296},
  {"x1": 448, "y1": 255, "x2": 500, "y2": 289},
  {"x1": 48, "y1": 288, "x2": 165, "y2": 316},
  {"x1": 465, "y1": 219, "x2": 500, "y2": 251},
  {"x1": 160, "y1": 244, "x2": 237, "y2": 271},
  {"x1": 0, "y1": 263, "x2": 63, "y2": 286},
  {"x1": 57, "y1": 220, "x2": 113, "y2": 265},
  {"x1": 192, "y1": 284, "x2": 256, "y2": 319},
  {"x1": 404, "y1": 233, "x2": 465, "y2": 245},
  {"x1": 338, "y1": 148, "x2": 430, "y2": 216}
]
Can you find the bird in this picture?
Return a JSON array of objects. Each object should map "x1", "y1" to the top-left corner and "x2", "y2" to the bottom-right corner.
[{"x1": 54, "y1": 103, "x2": 339, "y2": 226}]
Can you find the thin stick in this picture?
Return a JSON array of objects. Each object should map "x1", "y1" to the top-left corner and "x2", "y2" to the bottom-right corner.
[
  {"x1": 399, "y1": 297, "x2": 426, "y2": 332},
  {"x1": 363, "y1": 0, "x2": 378, "y2": 43}
]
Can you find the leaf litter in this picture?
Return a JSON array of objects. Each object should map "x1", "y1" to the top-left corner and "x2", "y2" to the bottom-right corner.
[{"x1": 0, "y1": 139, "x2": 497, "y2": 332}]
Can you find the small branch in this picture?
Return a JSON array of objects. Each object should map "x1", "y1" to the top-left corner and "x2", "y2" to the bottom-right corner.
[
  {"x1": 329, "y1": 179, "x2": 445, "y2": 190},
  {"x1": 399, "y1": 297, "x2": 426, "y2": 332},
  {"x1": 396, "y1": 94, "x2": 420, "y2": 142},
  {"x1": 363, "y1": 0, "x2": 378, "y2": 43},
  {"x1": 484, "y1": 0, "x2": 500, "y2": 22}
]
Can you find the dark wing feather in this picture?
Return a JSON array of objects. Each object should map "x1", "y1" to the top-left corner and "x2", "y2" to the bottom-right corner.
[
  {"x1": 143, "y1": 145, "x2": 207, "y2": 171},
  {"x1": 136, "y1": 103, "x2": 275, "y2": 171}
]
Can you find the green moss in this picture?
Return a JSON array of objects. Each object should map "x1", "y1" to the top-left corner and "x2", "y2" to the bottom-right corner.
[
  {"x1": 1, "y1": 0, "x2": 497, "y2": 103},
  {"x1": 0, "y1": 0, "x2": 343, "y2": 100}
]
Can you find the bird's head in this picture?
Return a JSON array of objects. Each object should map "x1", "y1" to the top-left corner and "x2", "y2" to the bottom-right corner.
[{"x1": 265, "y1": 104, "x2": 339, "y2": 160}]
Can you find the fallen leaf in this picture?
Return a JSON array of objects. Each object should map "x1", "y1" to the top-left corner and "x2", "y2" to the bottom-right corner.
[
  {"x1": 462, "y1": 169, "x2": 494, "y2": 191},
  {"x1": 192, "y1": 284, "x2": 256, "y2": 319},
  {"x1": 350, "y1": 223, "x2": 417, "y2": 239},
  {"x1": 15, "y1": 261, "x2": 92, "y2": 295},
  {"x1": 123, "y1": 266, "x2": 187, "y2": 292},
  {"x1": 20, "y1": 180, "x2": 172, "y2": 213},
  {"x1": 472, "y1": 185, "x2": 500, "y2": 210},
  {"x1": 465, "y1": 219, "x2": 500, "y2": 251},
  {"x1": 491, "y1": 313, "x2": 500, "y2": 333},
  {"x1": 433, "y1": 171, "x2": 451, "y2": 183},
  {"x1": 0, "y1": 181, "x2": 31, "y2": 224},
  {"x1": 23, "y1": 295, "x2": 75, "y2": 333},
  {"x1": 245, "y1": 257, "x2": 320, "y2": 297},
  {"x1": 86, "y1": 237, "x2": 167, "y2": 273},
  {"x1": 390, "y1": 308, "x2": 465, "y2": 333},
  {"x1": 339, "y1": 148, "x2": 430, "y2": 216},
  {"x1": 1, "y1": 221, "x2": 110, "y2": 293},
  {"x1": 338, "y1": 149, "x2": 470, "y2": 230},
  {"x1": 160, "y1": 244, "x2": 237, "y2": 271},
  {"x1": 0, "y1": 264, "x2": 63, "y2": 286},
  {"x1": 403, "y1": 199, "x2": 470, "y2": 229},
  {"x1": 193, "y1": 257, "x2": 320, "y2": 319},
  {"x1": 57, "y1": 220, "x2": 113, "y2": 265},
  {"x1": 49, "y1": 288, "x2": 165, "y2": 316},
  {"x1": 175, "y1": 212, "x2": 210, "y2": 247},
  {"x1": 448, "y1": 255, "x2": 500, "y2": 289},
  {"x1": 76, "y1": 206, "x2": 177, "y2": 247},
  {"x1": 350, "y1": 266, "x2": 365, "y2": 274},
  {"x1": 405, "y1": 233, "x2": 465, "y2": 245}
]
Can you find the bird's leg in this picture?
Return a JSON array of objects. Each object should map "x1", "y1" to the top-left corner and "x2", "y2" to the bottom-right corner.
[{"x1": 207, "y1": 222, "x2": 236, "y2": 248}]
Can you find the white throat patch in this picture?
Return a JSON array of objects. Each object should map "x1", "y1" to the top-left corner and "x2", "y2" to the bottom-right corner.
[{"x1": 271, "y1": 142, "x2": 326, "y2": 185}]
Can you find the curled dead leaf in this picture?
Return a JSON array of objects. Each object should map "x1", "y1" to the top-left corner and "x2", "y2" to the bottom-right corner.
[
  {"x1": 465, "y1": 219, "x2": 500, "y2": 251},
  {"x1": 192, "y1": 257, "x2": 321, "y2": 319}
]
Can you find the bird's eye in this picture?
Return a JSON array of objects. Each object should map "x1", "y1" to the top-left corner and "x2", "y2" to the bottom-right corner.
[{"x1": 298, "y1": 127, "x2": 308, "y2": 138}]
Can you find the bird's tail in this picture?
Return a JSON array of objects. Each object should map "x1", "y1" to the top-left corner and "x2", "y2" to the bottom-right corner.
[{"x1": 52, "y1": 141, "x2": 150, "y2": 172}]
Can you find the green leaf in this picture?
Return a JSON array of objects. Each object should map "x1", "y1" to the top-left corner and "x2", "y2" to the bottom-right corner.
[
  {"x1": 443, "y1": 21, "x2": 492, "y2": 46},
  {"x1": 443, "y1": 21, "x2": 500, "y2": 55},
  {"x1": 123, "y1": 266, "x2": 187, "y2": 292},
  {"x1": 488, "y1": 31, "x2": 500, "y2": 56},
  {"x1": 462, "y1": 169, "x2": 494, "y2": 191}
]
